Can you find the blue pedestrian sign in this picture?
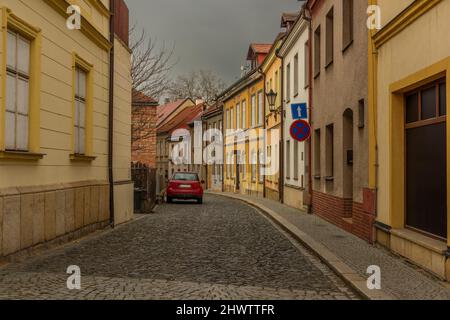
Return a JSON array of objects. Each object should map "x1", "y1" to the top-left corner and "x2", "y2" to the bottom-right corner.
[{"x1": 291, "y1": 103, "x2": 308, "y2": 120}]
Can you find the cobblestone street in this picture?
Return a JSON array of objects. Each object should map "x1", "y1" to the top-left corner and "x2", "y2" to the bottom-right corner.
[{"x1": 0, "y1": 195, "x2": 359, "y2": 300}]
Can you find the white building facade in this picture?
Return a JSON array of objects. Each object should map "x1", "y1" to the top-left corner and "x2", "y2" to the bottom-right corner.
[{"x1": 279, "y1": 13, "x2": 309, "y2": 210}]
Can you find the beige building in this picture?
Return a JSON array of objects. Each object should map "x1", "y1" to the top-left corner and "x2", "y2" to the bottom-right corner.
[
  {"x1": 370, "y1": 0, "x2": 450, "y2": 280},
  {"x1": 308, "y1": 0, "x2": 373, "y2": 242},
  {"x1": 279, "y1": 10, "x2": 309, "y2": 211},
  {"x1": 0, "y1": 0, "x2": 133, "y2": 259}
]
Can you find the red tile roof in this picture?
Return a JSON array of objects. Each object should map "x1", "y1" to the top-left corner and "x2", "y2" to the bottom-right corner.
[
  {"x1": 156, "y1": 98, "x2": 192, "y2": 127},
  {"x1": 132, "y1": 90, "x2": 158, "y2": 106},
  {"x1": 247, "y1": 43, "x2": 272, "y2": 62},
  {"x1": 158, "y1": 103, "x2": 203, "y2": 135}
]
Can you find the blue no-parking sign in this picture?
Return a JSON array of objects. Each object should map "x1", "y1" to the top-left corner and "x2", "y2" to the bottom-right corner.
[{"x1": 291, "y1": 103, "x2": 308, "y2": 120}]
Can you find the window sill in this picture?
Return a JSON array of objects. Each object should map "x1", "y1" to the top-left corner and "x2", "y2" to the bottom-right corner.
[
  {"x1": 70, "y1": 154, "x2": 97, "y2": 162},
  {"x1": 314, "y1": 175, "x2": 321, "y2": 180},
  {"x1": 325, "y1": 176, "x2": 334, "y2": 182},
  {"x1": 0, "y1": 151, "x2": 46, "y2": 161},
  {"x1": 314, "y1": 71, "x2": 320, "y2": 79},
  {"x1": 325, "y1": 60, "x2": 334, "y2": 69}
]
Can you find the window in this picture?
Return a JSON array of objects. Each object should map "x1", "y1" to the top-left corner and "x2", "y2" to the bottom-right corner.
[
  {"x1": 242, "y1": 100, "x2": 247, "y2": 129},
  {"x1": 286, "y1": 140, "x2": 291, "y2": 179},
  {"x1": 74, "y1": 67, "x2": 87, "y2": 154},
  {"x1": 294, "y1": 140, "x2": 299, "y2": 180},
  {"x1": 5, "y1": 31, "x2": 30, "y2": 151},
  {"x1": 405, "y1": 79, "x2": 446, "y2": 126},
  {"x1": 325, "y1": 124, "x2": 334, "y2": 179},
  {"x1": 230, "y1": 108, "x2": 234, "y2": 129},
  {"x1": 258, "y1": 90, "x2": 264, "y2": 126},
  {"x1": 343, "y1": 0, "x2": 354, "y2": 50},
  {"x1": 294, "y1": 54, "x2": 299, "y2": 96},
  {"x1": 286, "y1": 63, "x2": 291, "y2": 102},
  {"x1": 314, "y1": 129, "x2": 321, "y2": 177},
  {"x1": 251, "y1": 95, "x2": 256, "y2": 127},
  {"x1": 259, "y1": 149, "x2": 264, "y2": 183},
  {"x1": 72, "y1": 54, "x2": 93, "y2": 159},
  {"x1": 236, "y1": 103, "x2": 240, "y2": 129},
  {"x1": 305, "y1": 41, "x2": 310, "y2": 88},
  {"x1": 358, "y1": 99, "x2": 365, "y2": 128},
  {"x1": 314, "y1": 26, "x2": 321, "y2": 77},
  {"x1": 251, "y1": 150, "x2": 257, "y2": 182},
  {"x1": 326, "y1": 8, "x2": 334, "y2": 67}
]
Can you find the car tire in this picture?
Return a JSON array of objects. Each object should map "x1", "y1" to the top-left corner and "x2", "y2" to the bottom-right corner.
[
  {"x1": 167, "y1": 197, "x2": 173, "y2": 203},
  {"x1": 197, "y1": 198, "x2": 203, "y2": 204}
]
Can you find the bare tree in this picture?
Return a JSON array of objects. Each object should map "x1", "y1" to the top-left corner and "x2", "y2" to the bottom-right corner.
[
  {"x1": 168, "y1": 70, "x2": 227, "y2": 104},
  {"x1": 131, "y1": 26, "x2": 176, "y2": 152},
  {"x1": 130, "y1": 25, "x2": 176, "y2": 102}
]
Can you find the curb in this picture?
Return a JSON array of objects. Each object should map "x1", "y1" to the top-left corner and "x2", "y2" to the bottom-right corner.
[{"x1": 208, "y1": 192, "x2": 395, "y2": 300}]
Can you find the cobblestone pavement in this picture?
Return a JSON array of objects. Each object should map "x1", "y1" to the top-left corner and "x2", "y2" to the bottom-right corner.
[
  {"x1": 215, "y1": 192, "x2": 450, "y2": 300},
  {"x1": 0, "y1": 195, "x2": 359, "y2": 300}
]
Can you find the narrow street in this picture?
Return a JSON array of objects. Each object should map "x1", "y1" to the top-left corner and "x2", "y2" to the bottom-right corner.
[{"x1": 0, "y1": 195, "x2": 358, "y2": 300}]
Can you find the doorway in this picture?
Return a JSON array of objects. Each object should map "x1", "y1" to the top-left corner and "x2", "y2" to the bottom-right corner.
[{"x1": 405, "y1": 80, "x2": 447, "y2": 239}]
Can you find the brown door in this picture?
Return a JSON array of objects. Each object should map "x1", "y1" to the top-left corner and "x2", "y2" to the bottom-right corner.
[{"x1": 405, "y1": 80, "x2": 447, "y2": 239}]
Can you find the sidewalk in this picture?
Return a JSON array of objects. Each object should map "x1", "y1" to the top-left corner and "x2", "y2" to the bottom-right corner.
[{"x1": 209, "y1": 192, "x2": 450, "y2": 300}]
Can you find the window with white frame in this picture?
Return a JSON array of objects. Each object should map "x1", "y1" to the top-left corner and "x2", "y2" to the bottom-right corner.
[
  {"x1": 251, "y1": 94, "x2": 256, "y2": 127},
  {"x1": 242, "y1": 100, "x2": 246, "y2": 129},
  {"x1": 5, "y1": 31, "x2": 31, "y2": 151},
  {"x1": 74, "y1": 67, "x2": 87, "y2": 154},
  {"x1": 257, "y1": 90, "x2": 263, "y2": 126},
  {"x1": 236, "y1": 103, "x2": 240, "y2": 129},
  {"x1": 258, "y1": 149, "x2": 264, "y2": 183}
]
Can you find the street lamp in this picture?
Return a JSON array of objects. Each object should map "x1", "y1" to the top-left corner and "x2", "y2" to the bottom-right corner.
[{"x1": 266, "y1": 89, "x2": 278, "y2": 112}]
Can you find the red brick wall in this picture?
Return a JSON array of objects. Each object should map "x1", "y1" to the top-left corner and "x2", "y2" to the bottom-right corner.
[
  {"x1": 132, "y1": 105, "x2": 157, "y2": 168},
  {"x1": 312, "y1": 191, "x2": 375, "y2": 243}
]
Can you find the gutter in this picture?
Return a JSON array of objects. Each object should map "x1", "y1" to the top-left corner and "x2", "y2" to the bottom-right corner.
[
  {"x1": 306, "y1": 7, "x2": 313, "y2": 214},
  {"x1": 108, "y1": 0, "x2": 115, "y2": 227}
]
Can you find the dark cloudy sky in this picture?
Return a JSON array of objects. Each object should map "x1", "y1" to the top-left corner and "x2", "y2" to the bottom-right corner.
[{"x1": 128, "y1": 0, "x2": 304, "y2": 86}]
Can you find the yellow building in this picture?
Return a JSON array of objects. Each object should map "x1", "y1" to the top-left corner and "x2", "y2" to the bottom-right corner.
[
  {"x1": 261, "y1": 33, "x2": 285, "y2": 201},
  {"x1": 369, "y1": 0, "x2": 450, "y2": 280},
  {"x1": 220, "y1": 44, "x2": 269, "y2": 196},
  {"x1": 0, "y1": 0, "x2": 133, "y2": 259}
]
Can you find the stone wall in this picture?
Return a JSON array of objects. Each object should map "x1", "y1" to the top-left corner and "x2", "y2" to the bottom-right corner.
[{"x1": 0, "y1": 181, "x2": 110, "y2": 259}]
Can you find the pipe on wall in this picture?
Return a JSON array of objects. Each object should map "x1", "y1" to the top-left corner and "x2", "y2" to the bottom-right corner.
[{"x1": 108, "y1": 0, "x2": 115, "y2": 226}]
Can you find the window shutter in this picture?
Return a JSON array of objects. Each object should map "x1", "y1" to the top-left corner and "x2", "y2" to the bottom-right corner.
[
  {"x1": 17, "y1": 37, "x2": 30, "y2": 75},
  {"x1": 6, "y1": 32, "x2": 16, "y2": 69}
]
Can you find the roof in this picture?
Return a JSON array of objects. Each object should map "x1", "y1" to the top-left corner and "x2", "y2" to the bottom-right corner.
[
  {"x1": 158, "y1": 103, "x2": 203, "y2": 135},
  {"x1": 246, "y1": 43, "x2": 272, "y2": 61},
  {"x1": 132, "y1": 90, "x2": 158, "y2": 106},
  {"x1": 202, "y1": 102, "x2": 223, "y2": 119},
  {"x1": 156, "y1": 98, "x2": 191, "y2": 127},
  {"x1": 281, "y1": 12, "x2": 299, "y2": 28}
]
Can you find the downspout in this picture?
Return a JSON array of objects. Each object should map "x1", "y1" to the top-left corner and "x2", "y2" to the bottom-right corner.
[
  {"x1": 306, "y1": 7, "x2": 313, "y2": 214},
  {"x1": 257, "y1": 67, "x2": 267, "y2": 199},
  {"x1": 275, "y1": 48, "x2": 284, "y2": 204},
  {"x1": 108, "y1": 0, "x2": 115, "y2": 226}
]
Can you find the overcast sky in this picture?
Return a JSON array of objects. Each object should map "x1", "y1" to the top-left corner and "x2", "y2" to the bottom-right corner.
[{"x1": 128, "y1": 0, "x2": 304, "y2": 86}]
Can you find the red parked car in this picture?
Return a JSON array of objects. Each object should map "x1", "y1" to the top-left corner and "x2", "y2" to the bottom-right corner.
[{"x1": 166, "y1": 172, "x2": 204, "y2": 204}]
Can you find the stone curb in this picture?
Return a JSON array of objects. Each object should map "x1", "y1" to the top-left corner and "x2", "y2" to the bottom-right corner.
[{"x1": 208, "y1": 192, "x2": 395, "y2": 300}]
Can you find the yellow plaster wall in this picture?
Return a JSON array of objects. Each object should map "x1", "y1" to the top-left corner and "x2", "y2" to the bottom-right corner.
[
  {"x1": 375, "y1": 0, "x2": 450, "y2": 230},
  {"x1": 0, "y1": 0, "x2": 110, "y2": 188}
]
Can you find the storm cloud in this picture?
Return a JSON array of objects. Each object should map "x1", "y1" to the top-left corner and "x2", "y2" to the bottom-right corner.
[{"x1": 129, "y1": 0, "x2": 304, "y2": 86}]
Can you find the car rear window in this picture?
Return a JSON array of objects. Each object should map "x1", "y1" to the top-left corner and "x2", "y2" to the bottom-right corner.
[{"x1": 172, "y1": 173, "x2": 199, "y2": 181}]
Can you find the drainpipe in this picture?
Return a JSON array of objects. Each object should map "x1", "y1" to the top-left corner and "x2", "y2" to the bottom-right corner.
[
  {"x1": 108, "y1": 0, "x2": 115, "y2": 226},
  {"x1": 275, "y1": 48, "x2": 284, "y2": 204},
  {"x1": 305, "y1": 7, "x2": 313, "y2": 214},
  {"x1": 257, "y1": 67, "x2": 267, "y2": 199}
]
